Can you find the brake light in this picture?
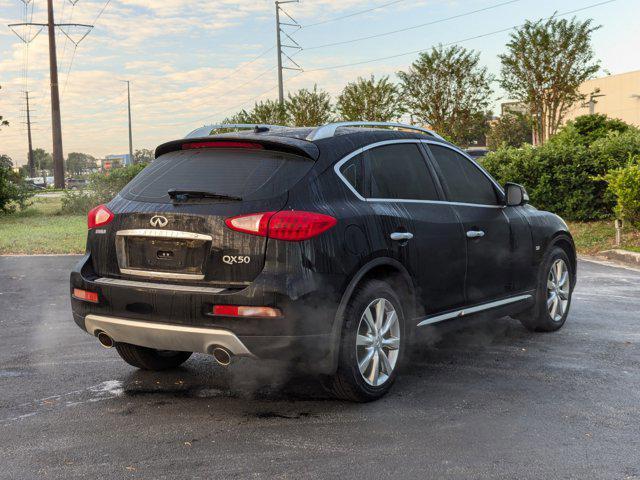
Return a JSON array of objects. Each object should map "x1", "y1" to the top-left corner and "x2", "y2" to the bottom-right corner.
[
  {"x1": 87, "y1": 205, "x2": 114, "y2": 229},
  {"x1": 73, "y1": 288, "x2": 99, "y2": 303},
  {"x1": 225, "y1": 210, "x2": 337, "y2": 241},
  {"x1": 182, "y1": 141, "x2": 263, "y2": 150},
  {"x1": 212, "y1": 305, "x2": 282, "y2": 318}
]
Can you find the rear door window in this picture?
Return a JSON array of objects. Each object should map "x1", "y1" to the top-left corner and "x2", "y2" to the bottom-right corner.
[
  {"x1": 427, "y1": 144, "x2": 499, "y2": 205},
  {"x1": 365, "y1": 143, "x2": 439, "y2": 200},
  {"x1": 119, "y1": 148, "x2": 314, "y2": 203},
  {"x1": 339, "y1": 153, "x2": 365, "y2": 196}
]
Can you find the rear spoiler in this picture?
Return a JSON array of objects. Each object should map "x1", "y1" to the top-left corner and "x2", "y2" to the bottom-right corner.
[{"x1": 155, "y1": 135, "x2": 320, "y2": 160}]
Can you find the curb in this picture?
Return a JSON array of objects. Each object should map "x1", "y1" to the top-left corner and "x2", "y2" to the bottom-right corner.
[{"x1": 597, "y1": 249, "x2": 640, "y2": 268}]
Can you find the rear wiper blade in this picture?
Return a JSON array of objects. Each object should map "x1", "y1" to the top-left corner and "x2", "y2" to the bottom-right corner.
[{"x1": 168, "y1": 189, "x2": 243, "y2": 201}]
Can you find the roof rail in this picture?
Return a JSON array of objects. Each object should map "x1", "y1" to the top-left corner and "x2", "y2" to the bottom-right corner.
[
  {"x1": 185, "y1": 124, "x2": 287, "y2": 139},
  {"x1": 306, "y1": 121, "x2": 444, "y2": 141}
]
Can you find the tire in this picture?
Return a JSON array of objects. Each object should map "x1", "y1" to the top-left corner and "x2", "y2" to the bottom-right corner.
[
  {"x1": 115, "y1": 343, "x2": 192, "y2": 370},
  {"x1": 519, "y1": 246, "x2": 574, "y2": 332},
  {"x1": 328, "y1": 279, "x2": 406, "y2": 402}
]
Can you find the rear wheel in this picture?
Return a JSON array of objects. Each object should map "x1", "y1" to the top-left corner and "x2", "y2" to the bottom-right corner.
[
  {"x1": 328, "y1": 280, "x2": 405, "y2": 402},
  {"x1": 115, "y1": 343, "x2": 192, "y2": 370},
  {"x1": 519, "y1": 246, "x2": 573, "y2": 332}
]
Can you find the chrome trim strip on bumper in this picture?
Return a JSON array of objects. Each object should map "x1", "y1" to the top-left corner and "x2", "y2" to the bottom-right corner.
[
  {"x1": 84, "y1": 315, "x2": 253, "y2": 357},
  {"x1": 118, "y1": 269, "x2": 205, "y2": 281},
  {"x1": 94, "y1": 277, "x2": 226, "y2": 294},
  {"x1": 416, "y1": 294, "x2": 532, "y2": 327}
]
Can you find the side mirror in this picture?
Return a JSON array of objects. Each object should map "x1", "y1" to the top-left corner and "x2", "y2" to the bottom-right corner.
[{"x1": 505, "y1": 182, "x2": 529, "y2": 206}]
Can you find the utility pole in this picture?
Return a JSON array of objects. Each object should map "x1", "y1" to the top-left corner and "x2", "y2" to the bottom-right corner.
[
  {"x1": 46, "y1": 0, "x2": 65, "y2": 188},
  {"x1": 122, "y1": 80, "x2": 133, "y2": 164},
  {"x1": 25, "y1": 91, "x2": 35, "y2": 178},
  {"x1": 8, "y1": 3, "x2": 93, "y2": 188},
  {"x1": 583, "y1": 88, "x2": 606, "y2": 115},
  {"x1": 274, "y1": 1, "x2": 301, "y2": 106}
]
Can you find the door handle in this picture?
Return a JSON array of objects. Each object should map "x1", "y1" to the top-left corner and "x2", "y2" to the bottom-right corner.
[
  {"x1": 390, "y1": 232, "x2": 414, "y2": 241},
  {"x1": 466, "y1": 230, "x2": 485, "y2": 239}
]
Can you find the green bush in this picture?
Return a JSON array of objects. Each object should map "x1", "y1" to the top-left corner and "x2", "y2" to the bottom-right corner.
[
  {"x1": 0, "y1": 166, "x2": 35, "y2": 214},
  {"x1": 60, "y1": 163, "x2": 147, "y2": 215},
  {"x1": 482, "y1": 126, "x2": 640, "y2": 221},
  {"x1": 603, "y1": 157, "x2": 640, "y2": 228}
]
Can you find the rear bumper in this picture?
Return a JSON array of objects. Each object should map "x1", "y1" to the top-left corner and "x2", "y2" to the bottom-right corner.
[
  {"x1": 85, "y1": 314, "x2": 253, "y2": 357},
  {"x1": 70, "y1": 253, "x2": 340, "y2": 373}
]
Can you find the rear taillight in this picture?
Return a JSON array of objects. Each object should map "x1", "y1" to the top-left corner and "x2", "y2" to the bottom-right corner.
[
  {"x1": 182, "y1": 141, "x2": 263, "y2": 150},
  {"x1": 225, "y1": 210, "x2": 337, "y2": 241},
  {"x1": 87, "y1": 205, "x2": 114, "y2": 229},
  {"x1": 212, "y1": 305, "x2": 282, "y2": 318},
  {"x1": 73, "y1": 288, "x2": 99, "y2": 303}
]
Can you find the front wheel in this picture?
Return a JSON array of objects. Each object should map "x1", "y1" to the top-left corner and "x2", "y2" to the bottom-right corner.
[
  {"x1": 519, "y1": 246, "x2": 574, "y2": 332},
  {"x1": 115, "y1": 343, "x2": 192, "y2": 370},
  {"x1": 328, "y1": 279, "x2": 406, "y2": 402}
]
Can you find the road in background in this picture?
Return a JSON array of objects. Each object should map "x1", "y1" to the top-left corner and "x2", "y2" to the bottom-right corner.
[{"x1": 0, "y1": 256, "x2": 639, "y2": 479}]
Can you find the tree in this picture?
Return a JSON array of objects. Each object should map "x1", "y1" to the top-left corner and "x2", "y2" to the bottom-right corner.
[
  {"x1": 499, "y1": 16, "x2": 601, "y2": 145},
  {"x1": 336, "y1": 75, "x2": 403, "y2": 122},
  {"x1": 0, "y1": 154, "x2": 12, "y2": 169},
  {"x1": 66, "y1": 152, "x2": 96, "y2": 176},
  {"x1": 285, "y1": 85, "x2": 333, "y2": 127},
  {"x1": 398, "y1": 45, "x2": 494, "y2": 145},
  {"x1": 251, "y1": 99, "x2": 289, "y2": 125},
  {"x1": 222, "y1": 109, "x2": 255, "y2": 125},
  {"x1": 487, "y1": 113, "x2": 533, "y2": 150},
  {"x1": 133, "y1": 148, "x2": 154, "y2": 164},
  {"x1": 0, "y1": 164, "x2": 33, "y2": 213},
  {"x1": 33, "y1": 148, "x2": 53, "y2": 172}
]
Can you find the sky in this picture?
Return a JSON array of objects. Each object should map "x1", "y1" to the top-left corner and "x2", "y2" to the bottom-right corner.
[{"x1": 0, "y1": 0, "x2": 639, "y2": 166}]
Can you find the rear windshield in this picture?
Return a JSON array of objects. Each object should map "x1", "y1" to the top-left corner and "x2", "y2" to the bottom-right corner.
[{"x1": 119, "y1": 148, "x2": 314, "y2": 203}]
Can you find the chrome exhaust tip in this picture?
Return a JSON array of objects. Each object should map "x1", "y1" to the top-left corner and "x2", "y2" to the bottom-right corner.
[
  {"x1": 212, "y1": 347, "x2": 232, "y2": 366},
  {"x1": 96, "y1": 331, "x2": 114, "y2": 349}
]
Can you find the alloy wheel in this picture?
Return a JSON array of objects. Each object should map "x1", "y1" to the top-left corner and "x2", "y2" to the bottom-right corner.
[
  {"x1": 356, "y1": 298, "x2": 401, "y2": 387},
  {"x1": 547, "y1": 259, "x2": 570, "y2": 322}
]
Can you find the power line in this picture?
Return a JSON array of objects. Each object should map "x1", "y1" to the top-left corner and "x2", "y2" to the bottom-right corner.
[
  {"x1": 302, "y1": 0, "x2": 406, "y2": 28},
  {"x1": 304, "y1": 0, "x2": 522, "y2": 50},
  {"x1": 304, "y1": 0, "x2": 617, "y2": 72}
]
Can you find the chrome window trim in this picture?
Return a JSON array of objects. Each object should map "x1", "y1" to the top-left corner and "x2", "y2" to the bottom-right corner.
[
  {"x1": 119, "y1": 269, "x2": 206, "y2": 281},
  {"x1": 416, "y1": 294, "x2": 532, "y2": 327},
  {"x1": 333, "y1": 139, "x2": 505, "y2": 209}
]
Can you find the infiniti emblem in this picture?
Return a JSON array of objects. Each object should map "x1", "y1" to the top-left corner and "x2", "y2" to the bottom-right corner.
[{"x1": 150, "y1": 215, "x2": 168, "y2": 228}]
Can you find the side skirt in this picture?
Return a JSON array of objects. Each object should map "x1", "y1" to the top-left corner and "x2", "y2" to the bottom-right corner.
[{"x1": 416, "y1": 293, "x2": 534, "y2": 328}]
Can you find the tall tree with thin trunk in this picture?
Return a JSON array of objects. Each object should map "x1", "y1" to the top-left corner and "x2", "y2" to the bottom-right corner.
[
  {"x1": 398, "y1": 45, "x2": 494, "y2": 145},
  {"x1": 285, "y1": 85, "x2": 333, "y2": 127},
  {"x1": 499, "y1": 16, "x2": 601, "y2": 145},
  {"x1": 336, "y1": 76, "x2": 403, "y2": 122}
]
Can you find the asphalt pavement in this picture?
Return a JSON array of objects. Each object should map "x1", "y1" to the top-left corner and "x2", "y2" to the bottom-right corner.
[{"x1": 1, "y1": 255, "x2": 639, "y2": 479}]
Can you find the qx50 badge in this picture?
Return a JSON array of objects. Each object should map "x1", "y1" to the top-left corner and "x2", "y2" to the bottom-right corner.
[{"x1": 150, "y1": 215, "x2": 168, "y2": 228}]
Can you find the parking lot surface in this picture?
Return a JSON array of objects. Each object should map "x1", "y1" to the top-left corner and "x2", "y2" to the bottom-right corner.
[{"x1": 1, "y1": 255, "x2": 639, "y2": 479}]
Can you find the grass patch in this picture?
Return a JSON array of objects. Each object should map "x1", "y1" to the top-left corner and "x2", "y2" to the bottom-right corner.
[
  {"x1": 567, "y1": 220, "x2": 640, "y2": 255},
  {"x1": 0, "y1": 197, "x2": 85, "y2": 255}
]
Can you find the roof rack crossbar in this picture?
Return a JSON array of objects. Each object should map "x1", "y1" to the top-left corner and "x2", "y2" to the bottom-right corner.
[
  {"x1": 306, "y1": 122, "x2": 444, "y2": 141},
  {"x1": 185, "y1": 124, "x2": 287, "y2": 139}
]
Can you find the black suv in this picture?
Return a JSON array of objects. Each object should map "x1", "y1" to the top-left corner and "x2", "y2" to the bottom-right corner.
[{"x1": 70, "y1": 122, "x2": 576, "y2": 401}]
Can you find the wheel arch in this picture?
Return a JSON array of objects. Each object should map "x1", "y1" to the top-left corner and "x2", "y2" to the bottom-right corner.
[
  {"x1": 326, "y1": 257, "x2": 417, "y2": 374},
  {"x1": 548, "y1": 232, "x2": 577, "y2": 285}
]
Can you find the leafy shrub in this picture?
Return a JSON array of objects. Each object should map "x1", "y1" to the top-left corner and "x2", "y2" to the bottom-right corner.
[
  {"x1": 603, "y1": 157, "x2": 640, "y2": 228},
  {"x1": 61, "y1": 163, "x2": 146, "y2": 215},
  {"x1": 554, "y1": 114, "x2": 630, "y2": 146},
  {"x1": 0, "y1": 166, "x2": 35, "y2": 214},
  {"x1": 482, "y1": 126, "x2": 640, "y2": 221}
]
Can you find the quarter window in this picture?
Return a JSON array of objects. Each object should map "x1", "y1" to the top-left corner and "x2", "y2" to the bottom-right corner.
[
  {"x1": 339, "y1": 154, "x2": 365, "y2": 196},
  {"x1": 428, "y1": 144, "x2": 499, "y2": 205},
  {"x1": 365, "y1": 143, "x2": 439, "y2": 200}
]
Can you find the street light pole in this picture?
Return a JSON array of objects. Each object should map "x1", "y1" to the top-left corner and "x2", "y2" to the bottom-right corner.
[{"x1": 125, "y1": 80, "x2": 133, "y2": 163}]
